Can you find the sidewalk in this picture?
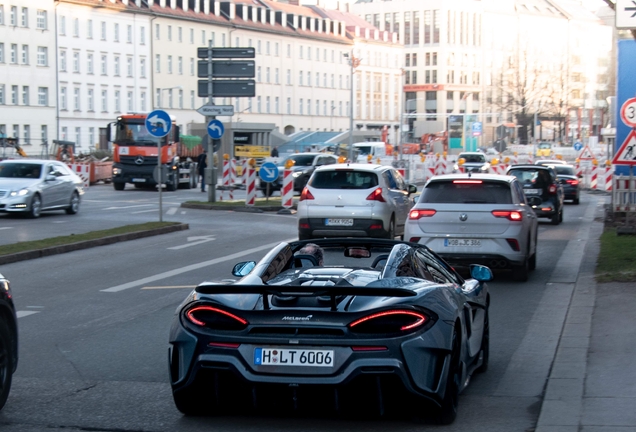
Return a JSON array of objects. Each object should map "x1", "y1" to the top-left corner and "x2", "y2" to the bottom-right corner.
[{"x1": 536, "y1": 200, "x2": 636, "y2": 431}]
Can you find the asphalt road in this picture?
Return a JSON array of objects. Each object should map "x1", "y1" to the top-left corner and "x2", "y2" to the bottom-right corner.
[{"x1": 0, "y1": 185, "x2": 607, "y2": 431}]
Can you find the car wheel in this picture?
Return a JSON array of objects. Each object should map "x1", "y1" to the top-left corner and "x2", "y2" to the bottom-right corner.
[
  {"x1": 114, "y1": 182, "x2": 125, "y2": 191},
  {"x1": 559, "y1": 209, "x2": 563, "y2": 223},
  {"x1": 386, "y1": 217, "x2": 396, "y2": 239},
  {"x1": 529, "y1": 251, "x2": 537, "y2": 271},
  {"x1": 172, "y1": 385, "x2": 212, "y2": 416},
  {"x1": 512, "y1": 258, "x2": 529, "y2": 282},
  {"x1": 65, "y1": 191, "x2": 80, "y2": 215},
  {"x1": 0, "y1": 319, "x2": 15, "y2": 411},
  {"x1": 573, "y1": 196, "x2": 580, "y2": 205},
  {"x1": 166, "y1": 175, "x2": 178, "y2": 192},
  {"x1": 550, "y1": 211, "x2": 560, "y2": 225},
  {"x1": 430, "y1": 327, "x2": 461, "y2": 424},
  {"x1": 29, "y1": 194, "x2": 42, "y2": 218},
  {"x1": 475, "y1": 307, "x2": 489, "y2": 374}
]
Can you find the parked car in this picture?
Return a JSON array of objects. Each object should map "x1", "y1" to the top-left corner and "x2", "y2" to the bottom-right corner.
[
  {"x1": 405, "y1": 173, "x2": 538, "y2": 281},
  {"x1": 297, "y1": 164, "x2": 418, "y2": 240},
  {"x1": 506, "y1": 164, "x2": 564, "y2": 224},
  {"x1": 259, "y1": 153, "x2": 338, "y2": 197},
  {"x1": 550, "y1": 164, "x2": 581, "y2": 204},
  {"x1": 168, "y1": 238, "x2": 492, "y2": 424},
  {"x1": 0, "y1": 159, "x2": 84, "y2": 218},
  {"x1": 535, "y1": 142, "x2": 553, "y2": 158},
  {"x1": 453, "y1": 152, "x2": 491, "y2": 173},
  {"x1": 0, "y1": 272, "x2": 18, "y2": 411}
]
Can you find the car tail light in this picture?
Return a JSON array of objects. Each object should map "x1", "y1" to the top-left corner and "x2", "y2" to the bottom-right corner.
[
  {"x1": 366, "y1": 187, "x2": 386, "y2": 202},
  {"x1": 566, "y1": 179, "x2": 579, "y2": 185},
  {"x1": 349, "y1": 310, "x2": 428, "y2": 334},
  {"x1": 409, "y1": 237, "x2": 421, "y2": 243},
  {"x1": 506, "y1": 238, "x2": 520, "y2": 251},
  {"x1": 453, "y1": 180, "x2": 483, "y2": 184},
  {"x1": 548, "y1": 184, "x2": 557, "y2": 194},
  {"x1": 185, "y1": 306, "x2": 248, "y2": 331},
  {"x1": 369, "y1": 223, "x2": 383, "y2": 230},
  {"x1": 351, "y1": 346, "x2": 388, "y2": 352},
  {"x1": 299, "y1": 187, "x2": 314, "y2": 201},
  {"x1": 208, "y1": 342, "x2": 241, "y2": 349},
  {"x1": 299, "y1": 222, "x2": 310, "y2": 229},
  {"x1": 409, "y1": 209, "x2": 436, "y2": 219},
  {"x1": 491, "y1": 210, "x2": 523, "y2": 221}
]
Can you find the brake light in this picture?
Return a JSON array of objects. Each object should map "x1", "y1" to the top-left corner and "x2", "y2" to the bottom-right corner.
[
  {"x1": 492, "y1": 210, "x2": 523, "y2": 221},
  {"x1": 566, "y1": 179, "x2": 579, "y2": 185},
  {"x1": 349, "y1": 310, "x2": 428, "y2": 334},
  {"x1": 208, "y1": 342, "x2": 241, "y2": 349},
  {"x1": 299, "y1": 187, "x2": 314, "y2": 201},
  {"x1": 185, "y1": 306, "x2": 248, "y2": 331},
  {"x1": 506, "y1": 238, "x2": 520, "y2": 251},
  {"x1": 409, "y1": 209, "x2": 436, "y2": 219},
  {"x1": 548, "y1": 184, "x2": 557, "y2": 194},
  {"x1": 366, "y1": 187, "x2": 386, "y2": 202},
  {"x1": 351, "y1": 346, "x2": 388, "y2": 352},
  {"x1": 453, "y1": 180, "x2": 483, "y2": 184}
]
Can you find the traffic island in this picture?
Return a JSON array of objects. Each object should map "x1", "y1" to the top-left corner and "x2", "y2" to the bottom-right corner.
[{"x1": 181, "y1": 197, "x2": 296, "y2": 213}]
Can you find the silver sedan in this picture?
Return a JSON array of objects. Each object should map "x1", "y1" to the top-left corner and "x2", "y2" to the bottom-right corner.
[{"x1": 0, "y1": 159, "x2": 84, "y2": 218}]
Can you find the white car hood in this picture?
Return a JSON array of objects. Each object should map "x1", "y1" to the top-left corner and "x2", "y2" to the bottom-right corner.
[{"x1": 0, "y1": 178, "x2": 40, "y2": 190}]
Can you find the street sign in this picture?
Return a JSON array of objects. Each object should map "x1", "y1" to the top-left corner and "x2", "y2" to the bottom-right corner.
[
  {"x1": 259, "y1": 162, "x2": 279, "y2": 183},
  {"x1": 197, "y1": 104, "x2": 235, "y2": 116},
  {"x1": 197, "y1": 60, "x2": 256, "y2": 78},
  {"x1": 198, "y1": 47, "x2": 256, "y2": 59},
  {"x1": 578, "y1": 144, "x2": 596, "y2": 160},
  {"x1": 198, "y1": 79, "x2": 256, "y2": 98},
  {"x1": 145, "y1": 110, "x2": 171, "y2": 138},
  {"x1": 207, "y1": 119, "x2": 225, "y2": 140},
  {"x1": 472, "y1": 122, "x2": 483, "y2": 137},
  {"x1": 620, "y1": 97, "x2": 636, "y2": 128},
  {"x1": 611, "y1": 129, "x2": 636, "y2": 165},
  {"x1": 574, "y1": 141, "x2": 583, "y2": 151},
  {"x1": 616, "y1": 0, "x2": 636, "y2": 29}
]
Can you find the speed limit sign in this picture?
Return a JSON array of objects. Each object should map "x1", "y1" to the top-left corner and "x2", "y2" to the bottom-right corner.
[{"x1": 620, "y1": 97, "x2": 636, "y2": 128}]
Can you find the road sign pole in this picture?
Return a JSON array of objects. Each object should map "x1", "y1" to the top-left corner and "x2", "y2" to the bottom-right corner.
[{"x1": 206, "y1": 39, "x2": 216, "y2": 203}]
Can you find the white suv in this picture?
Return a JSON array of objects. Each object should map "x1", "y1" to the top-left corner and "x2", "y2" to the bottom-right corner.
[
  {"x1": 404, "y1": 173, "x2": 538, "y2": 281},
  {"x1": 297, "y1": 163, "x2": 418, "y2": 240}
]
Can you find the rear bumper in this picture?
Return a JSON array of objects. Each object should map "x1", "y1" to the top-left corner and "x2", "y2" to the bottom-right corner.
[
  {"x1": 435, "y1": 252, "x2": 525, "y2": 269},
  {"x1": 298, "y1": 218, "x2": 390, "y2": 239}
]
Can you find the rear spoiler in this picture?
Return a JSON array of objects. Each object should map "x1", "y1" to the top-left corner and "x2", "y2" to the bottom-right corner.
[{"x1": 195, "y1": 283, "x2": 417, "y2": 310}]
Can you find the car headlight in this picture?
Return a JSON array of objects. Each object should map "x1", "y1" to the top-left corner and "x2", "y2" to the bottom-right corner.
[
  {"x1": 113, "y1": 167, "x2": 122, "y2": 175},
  {"x1": 9, "y1": 188, "x2": 30, "y2": 197},
  {"x1": 481, "y1": 163, "x2": 491, "y2": 171},
  {"x1": 292, "y1": 171, "x2": 303, "y2": 178},
  {"x1": 453, "y1": 164, "x2": 459, "y2": 171}
]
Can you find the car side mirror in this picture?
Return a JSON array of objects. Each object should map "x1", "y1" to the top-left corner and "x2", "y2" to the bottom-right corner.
[
  {"x1": 45, "y1": 174, "x2": 57, "y2": 182},
  {"x1": 470, "y1": 264, "x2": 493, "y2": 282},
  {"x1": 408, "y1": 184, "x2": 418, "y2": 194},
  {"x1": 232, "y1": 261, "x2": 256, "y2": 277}
]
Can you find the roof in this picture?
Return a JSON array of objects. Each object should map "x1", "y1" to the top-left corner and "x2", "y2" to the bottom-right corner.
[{"x1": 428, "y1": 173, "x2": 516, "y2": 183}]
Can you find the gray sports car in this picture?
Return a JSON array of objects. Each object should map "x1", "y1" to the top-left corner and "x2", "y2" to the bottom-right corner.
[
  {"x1": 168, "y1": 238, "x2": 492, "y2": 424},
  {"x1": 0, "y1": 159, "x2": 84, "y2": 218}
]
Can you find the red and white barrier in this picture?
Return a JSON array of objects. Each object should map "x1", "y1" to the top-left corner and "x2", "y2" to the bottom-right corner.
[
  {"x1": 590, "y1": 164, "x2": 598, "y2": 190},
  {"x1": 604, "y1": 166, "x2": 612, "y2": 192},
  {"x1": 68, "y1": 163, "x2": 90, "y2": 188},
  {"x1": 613, "y1": 175, "x2": 636, "y2": 212},
  {"x1": 281, "y1": 168, "x2": 294, "y2": 209},
  {"x1": 245, "y1": 167, "x2": 256, "y2": 206},
  {"x1": 230, "y1": 158, "x2": 238, "y2": 186},
  {"x1": 219, "y1": 160, "x2": 230, "y2": 200}
]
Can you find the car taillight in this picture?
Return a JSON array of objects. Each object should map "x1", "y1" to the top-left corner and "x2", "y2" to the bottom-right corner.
[
  {"x1": 409, "y1": 209, "x2": 436, "y2": 219},
  {"x1": 506, "y1": 238, "x2": 520, "y2": 251},
  {"x1": 453, "y1": 180, "x2": 483, "y2": 184},
  {"x1": 548, "y1": 184, "x2": 557, "y2": 194},
  {"x1": 349, "y1": 310, "x2": 428, "y2": 334},
  {"x1": 185, "y1": 306, "x2": 248, "y2": 331},
  {"x1": 366, "y1": 187, "x2": 385, "y2": 202},
  {"x1": 492, "y1": 210, "x2": 523, "y2": 221},
  {"x1": 299, "y1": 187, "x2": 314, "y2": 201},
  {"x1": 566, "y1": 179, "x2": 579, "y2": 185}
]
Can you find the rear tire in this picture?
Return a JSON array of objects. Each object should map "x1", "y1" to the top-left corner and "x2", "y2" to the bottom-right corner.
[
  {"x1": 430, "y1": 328, "x2": 461, "y2": 424},
  {"x1": 166, "y1": 175, "x2": 178, "y2": 192},
  {"x1": 550, "y1": 211, "x2": 560, "y2": 225},
  {"x1": 113, "y1": 182, "x2": 125, "y2": 191},
  {"x1": 0, "y1": 319, "x2": 15, "y2": 411},
  {"x1": 65, "y1": 191, "x2": 80, "y2": 215},
  {"x1": 573, "y1": 196, "x2": 580, "y2": 205},
  {"x1": 173, "y1": 385, "x2": 210, "y2": 416},
  {"x1": 386, "y1": 217, "x2": 396, "y2": 239},
  {"x1": 512, "y1": 258, "x2": 529, "y2": 282},
  {"x1": 475, "y1": 308, "x2": 489, "y2": 374}
]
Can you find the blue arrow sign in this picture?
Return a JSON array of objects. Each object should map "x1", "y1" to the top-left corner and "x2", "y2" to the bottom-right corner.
[
  {"x1": 259, "y1": 162, "x2": 279, "y2": 183},
  {"x1": 145, "y1": 110, "x2": 172, "y2": 138},
  {"x1": 207, "y1": 119, "x2": 225, "y2": 139},
  {"x1": 472, "y1": 122, "x2": 482, "y2": 136},
  {"x1": 574, "y1": 141, "x2": 583, "y2": 151}
]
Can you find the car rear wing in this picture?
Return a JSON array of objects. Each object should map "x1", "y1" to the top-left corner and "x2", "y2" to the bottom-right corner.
[{"x1": 195, "y1": 283, "x2": 417, "y2": 310}]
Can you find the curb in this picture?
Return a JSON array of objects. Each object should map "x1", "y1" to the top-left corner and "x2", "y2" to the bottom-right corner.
[
  {"x1": 180, "y1": 203, "x2": 296, "y2": 213},
  {"x1": 0, "y1": 223, "x2": 189, "y2": 265}
]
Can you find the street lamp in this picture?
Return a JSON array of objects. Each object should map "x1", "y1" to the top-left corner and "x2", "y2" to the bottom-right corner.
[{"x1": 344, "y1": 51, "x2": 360, "y2": 162}]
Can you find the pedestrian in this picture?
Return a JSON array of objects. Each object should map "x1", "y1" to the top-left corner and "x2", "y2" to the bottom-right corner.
[
  {"x1": 197, "y1": 149, "x2": 207, "y2": 192},
  {"x1": 270, "y1": 146, "x2": 279, "y2": 157}
]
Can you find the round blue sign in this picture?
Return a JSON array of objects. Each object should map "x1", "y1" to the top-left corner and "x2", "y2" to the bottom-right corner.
[
  {"x1": 207, "y1": 119, "x2": 225, "y2": 140},
  {"x1": 259, "y1": 162, "x2": 279, "y2": 183},
  {"x1": 574, "y1": 141, "x2": 583, "y2": 151},
  {"x1": 145, "y1": 110, "x2": 172, "y2": 138}
]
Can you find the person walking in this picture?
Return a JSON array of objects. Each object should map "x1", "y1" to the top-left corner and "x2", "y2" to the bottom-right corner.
[
  {"x1": 270, "y1": 146, "x2": 279, "y2": 157},
  {"x1": 197, "y1": 149, "x2": 208, "y2": 192}
]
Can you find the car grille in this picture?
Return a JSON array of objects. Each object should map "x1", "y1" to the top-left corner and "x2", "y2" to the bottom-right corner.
[
  {"x1": 0, "y1": 190, "x2": 7, "y2": 198},
  {"x1": 119, "y1": 156, "x2": 158, "y2": 166}
]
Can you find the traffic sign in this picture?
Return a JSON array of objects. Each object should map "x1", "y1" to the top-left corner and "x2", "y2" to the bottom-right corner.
[
  {"x1": 620, "y1": 97, "x2": 636, "y2": 128},
  {"x1": 578, "y1": 144, "x2": 596, "y2": 160},
  {"x1": 471, "y1": 122, "x2": 482, "y2": 137},
  {"x1": 197, "y1": 105, "x2": 234, "y2": 116},
  {"x1": 207, "y1": 119, "x2": 224, "y2": 140},
  {"x1": 616, "y1": 0, "x2": 636, "y2": 29},
  {"x1": 197, "y1": 60, "x2": 256, "y2": 78},
  {"x1": 259, "y1": 162, "x2": 279, "y2": 183},
  {"x1": 197, "y1": 47, "x2": 256, "y2": 59},
  {"x1": 145, "y1": 110, "x2": 171, "y2": 138},
  {"x1": 574, "y1": 141, "x2": 583, "y2": 151},
  {"x1": 612, "y1": 129, "x2": 636, "y2": 165},
  {"x1": 197, "y1": 79, "x2": 256, "y2": 98}
]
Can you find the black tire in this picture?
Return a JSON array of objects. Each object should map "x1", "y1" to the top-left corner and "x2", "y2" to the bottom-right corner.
[
  {"x1": 475, "y1": 308, "x2": 489, "y2": 374},
  {"x1": 113, "y1": 182, "x2": 125, "y2": 191},
  {"x1": 573, "y1": 196, "x2": 580, "y2": 205},
  {"x1": 0, "y1": 319, "x2": 15, "y2": 411},
  {"x1": 430, "y1": 328, "x2": 461, "y2": 425},
  {"x1": 512, "y1": 258, "x2": 529, "y2": 282},
  {"x1": 529, "y1": 252, "x2": 536, "y2": 271},
  {"x1": 559, "y1": 209, "x2": 563, "y2": 223},
  {"x1": 172, "y1": 385, "x2": 210, "y2": 416},
  {"x1": 386, "y1": 217, "x2": 396, "y2": 239},
  {"x1": 29, "y1": 194, "x2": 42, "y2": 218},
  {"x1": 166, "y1": 175, "x2": 178, "y2": 192},
  {"x1": 550, "y1": 211, "x2": 560, "y2": 225},
  {"x1": 65, "y1": 191, "x2": 80, "y2": 215}
]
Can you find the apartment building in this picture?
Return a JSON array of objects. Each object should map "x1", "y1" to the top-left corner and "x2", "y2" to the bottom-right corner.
[{"x1": 0, "y1": 0, "x2": 57, "y2": 154}]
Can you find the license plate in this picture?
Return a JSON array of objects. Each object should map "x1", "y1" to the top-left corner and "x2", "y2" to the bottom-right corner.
[
  {"x1": 254, "y1": 348, "x2": 334, "y2": 367},
  {"x1": 132, "y1": 178, "x2": 146, "y2": 183},
  {"x1": 325, "y1": 218, "x2": 353, "y2": 227},
  {"x1": 444, "y1": 239, "x2": 481, "y2": 247},
  {"x1": 524, "y1": 188, "x2": 541, "y2": 195}
]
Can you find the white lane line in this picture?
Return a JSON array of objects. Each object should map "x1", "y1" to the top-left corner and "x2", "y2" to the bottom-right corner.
[
  {"x1": 0, "y1": 227, "x2": 13, "y2": 231},
  {"x1": 101, "y1": 238, "x2": 296, "y2": 293},
  {"x1": 17, "y1": 311, "x2": 41, "y2": 318},
  {"x1": 131, "y1": 209, "x2": 160, "y2": 214},
  {"x1": 141, "y1": 285, "x2": 197, "y2": 290},
  {"x1": 166, "y1": 207, "x2": 178, "y2": 215},
  {"x1": 104, "y1": 204, "x2": 155, "y2": 210}
]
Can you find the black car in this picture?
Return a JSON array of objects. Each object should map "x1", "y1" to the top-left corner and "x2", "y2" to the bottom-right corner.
[
  {"x1": 549, "y1": 164, "x2": 580, "y2": 205},
  {"x1": 0, "y1": 272, "x2": 18, "y2": 411},
  {"x1": 259, "y1": 153, "x2": 338, "y2": 197},
  {"x1": 507, "y1": 164, "x2": 564, "y2": 224},
  {"x1": 168, "y1": 238, "x2": 492, "y2": 424}
]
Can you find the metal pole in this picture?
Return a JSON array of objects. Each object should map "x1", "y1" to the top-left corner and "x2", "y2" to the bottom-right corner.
[
  {"x1": 158, "y1": 128, "x2": 162, "y2": 222},
  {"x1": 206, "y1": 39, "x2": 216, "y2": 202},
  {"x1": 348, "y1": 50, "x2": 355, "y2": 162}
]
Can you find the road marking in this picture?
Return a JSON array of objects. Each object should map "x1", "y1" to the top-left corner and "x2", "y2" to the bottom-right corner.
[
  {"x1": 166, "y1": 207, "x2": 178, "y2": 215},
  {"x1": 17, "y1": 311, "x2": 41, "y2": 318},
  {"x1": 141, "y1": 285, "x2": 197, "y2": 290},
  {"x1": 0, "y1": 227, "x2": 12, "y2": 231},
  {"x1": 101, "y1": 238, "x2": 296, "y2": 293},
  {"x1": 131, "y1": 209, "x2": 159, "y2": 214},
  {"x1": 168, "y1": 235, "x2": 216, "y2": 250},
  {"x1": 104, "y1": 204, "x2": 155, "y2": 210}
]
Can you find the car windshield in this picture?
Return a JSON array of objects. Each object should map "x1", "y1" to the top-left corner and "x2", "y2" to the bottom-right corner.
[
  {"x1": 419, "y1": 180, "x2": 512, "y2": 204},
  {"x1": 0, "y1": 163, "x2": 43, "y2": 179},
  {"x1": 115, "y1": 122, "x2": 162, "y2": 146},
  {"x1": 553, "y1": 166, "x2": 575, "y2": 175},
  {"x1": 310, "y1": 170, "x2": 379, "y2": 189},
  {"x1": 459, "y1": 154, "x2": 486, "y2": 163},
  {"x1": 284, "y1": 154, "x2": 315, "y2": 167},
  {"x1": 509, "y1": 168, "x2": 551, "y2": 188},
  {"x1": 538, "y1": 143, "x2": 551, "y2": 149}
]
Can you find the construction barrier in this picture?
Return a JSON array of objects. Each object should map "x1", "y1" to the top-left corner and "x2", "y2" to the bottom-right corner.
[
  {"x1": 219, "y1": 160, "x2": 230, "y2": 201},
  {"x1": 68, "y1": 163, "x2": 90, "y2": 188},
  {"x1": 245, "y1": 167, "x2": 256, "y2": 207},
  {"x1": 590, "y1": 164, "x2": 598, "y2": 190},
  {"x1": 613, "y1": 175, "x2": 636, "y2": 212},
  {"x1": 604, "y1": 165, "x2": 613, "y2": 192},
  {"x1": 281, "y1": 168, "x2": 294, "y2": 209}
]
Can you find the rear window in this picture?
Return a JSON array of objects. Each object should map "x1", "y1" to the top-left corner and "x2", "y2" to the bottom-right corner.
[
  {"x1": 553, "y1": 166, "x2": 575, "y2": 175},
  {"x1": 459, "y1": 154, "x2": 486, "y2": 163},
  {"x1": 508, "y1": 168, "x2": 552, "y2": 188},
  {"x1": 419, "y1": 180, "x2": 512, "y2": 204},
  {"x1": 285, "y1": 154, "x2": 315, "y2": 167},
  {"x1": 310, "y1": 170, "x2": 379, "y2": 189}
]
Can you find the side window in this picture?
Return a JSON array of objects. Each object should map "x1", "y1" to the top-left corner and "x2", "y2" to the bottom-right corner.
[
  {"x1": 513, "y1": 181, "x2": 527, "y2": 205},
  {"x1": 326, "y1": 156, "x2": 337, "y2": 164},
  {"x1": 393, "y1": 169, "x2": 406, "y2": 190},
  {"x1": 54, "y1": 163, "x2": 72, "y2": 176},
  {"x1": 384, "y1": 170, "x2": 398, "y2": 189},
  {"x1": 415, "y1": 249, "x2": 462, "y2": 285}
]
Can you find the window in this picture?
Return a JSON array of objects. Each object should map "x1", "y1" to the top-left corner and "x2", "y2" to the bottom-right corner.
[
  {"x1": 114, "y1": 90, "x2": 120, "y2": 112},
  {"x1": 287, "y1": 44, "x2": 291, "y2": 57},
  {"x1": 88, "y1": 128, "x2": 94, "y2": 148},
  {"x1": 331, "y1": 74, "x2": 334, "y2": 88},
  {"x1": 275, "y1": 97, "x2": 279, "y2": 114},
  {"x1": 127, "y1": 25, "x2": 132, "y2": 43},
  {"x1": 60, "y1": 86, "x2": 67, "y2": 110},
  {"x1": 140, "y1": 91, "x2": 146, "y2": 111},
  {"x1": 178, "y1": 89, "x2": 183, "y2": 109},
  {"x1": 22, "y1": 86, "x2": 29, "y2": 105},
  {"x1": 114, "y1": 23, "x2": 119, "y2": 42},
  {"x1": 178, "y1": 56, "x2": 182, "y2": 75},
  {"x1": 21, "y1": 45, "x2": 28, "y2": 64},
  {"x1": 178, "y1": 26, "x2": 182, "y2": 43},
  {"x1": 0, "y1": 85, "x2": 5, "y2": 105},
  {"x1": 156, "y1": 88, "x2": 161, "y2": 107},
  {"x1": 308, "y1": 99, "x2": 311, "y2": 115},
  {"x1": 257, "y1": 96, "x2": 261, "y2": 113},
  {"x1": 167, "y1": 25, "x2": 172, "y2": 41},
  {"x1": 73, "y1": 87, "x2": 80, "y2": 110},
  {"x1": 101, "y1": 54, "x2": 107, "y2": 75},
  {"x1": 10, "y1": 6, "x2": 17, "y2": 26},
  {"x1": 74, "y1": 127, "x2": 80, "y2": 147},
  {"x1": 307, "y1": 71, "x2": 311, "y2": 86},
  {"x1": 87, "y1": 20, "x2": 93, "y2": 39},
  {"x1": 42, "y1": 125, "x2": 48, "y2": 144},
  {"x1": 60, "y1": 126, "x2": 66, "y2": 140},
  {"x1": 140, "y1": 26, "x2": 145, "y2": 44},
  {"x1": 0, "y1": 44, "x2": 3, "y2": 63},
  {"x1": 36, "y1": 10, "x2": 47, "y2": 30},
  {"x1": 257, "y1": 66, "x2": 261, "y2": 82},
  {"x1": 286, "y1": 69, "x2": 291, "y2": 85},
  {"x1": 257, "y1": 40, "x2": 261, "y2": 54},
  {"x1": 190, "y1": 58, "x2": 194, "y2": 76},
  {"x1": 275, "y1": 68, "x2": 279, "y2": 84},
  {"x1": 286, "y1": 97, "x2": 291, "y2": 114},
  {"x1": 73, "y1": 51, "x2": 80, "y2": 72},
  {"x1": 266, "y1": 41, "x2": 270, "y2": 55},
  {"x1": 101, "y1": 21, "x2": 106, "y2": 40},
  {"x1": 155, "y1": 54, "x2": 160, "y2": 73},
  {"x1": 21, "y1": 7, "x2": 27, "y2": 27},
  {"x1": 140, "y1": 58, "x2": 146, "y2": 78},
  {"x1": 167, "y1": 55, "x2": 172, "y2": 74},
  {"x1": 114, "y1": 56, "x2": 120, "y2": 76},
  {"x1": 87, "y1": 88, "x2": 94, "y2": 111},
  {"x1": 275, "y1": 42, "x2": 279, "y2": 56},
  {"x1": 0, "y1": 5, "x2": 4, "y2": 25},
  {"x1": 266, "y1": 96, "x2": 270, "y2": 113},
  {"x1": 37, "y1": 47, "x2": 48, "y2": 66},
  {"x1": 73, "y1": 18, "x2": 79, "y2": 37},
  {"x1": 127, "y1": 91, "x2": 133, "y2": 111},
  {"x1": 24, "y1": 125, "x2": 30, "y2": 144},
  {"x1": 127, "y1": 57, "x2": 133, "y2": 77},
  {"x1": 299, "y1": 98, "x2": 303, "y2": 115},
  {"x1": 12, "y1": 125, "x2": 19, "y2": 138},
  {"x1": 266, "y1": 67, "x2": 270, "y2": 83},
  {"x1": 190, "y1": 90, "x2": 194, "y2": 109},
  {"x1": 299, "y1": 71, "x2": 303, "y2": 86},
  {"x1": 87, "y1": 53, "x2": 93, "y2": 74},
  {"x1": 316, "y1": 100, "x2": 320, "y2": 115},
  {"x1": 299, "y1": 45, "x2": 303, "y2": 59},
  {"x1": 323, "y1": 73, "x2": 327, "y2": 87},
  {"x1": 190, "y1": 28, "x2": 194, "y2": 44},
  {"x1": 10, "y1": 44, "x2": 17, "y2": 64}
]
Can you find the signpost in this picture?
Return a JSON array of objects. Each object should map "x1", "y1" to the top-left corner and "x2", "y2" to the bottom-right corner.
[
  {"x1": 574, "y1": 141, "x2": 583, "y2": 152},
  {"x1": 259, "y1": 161, "x2": 279, "y2": 199},
  {"x1": 196, "y1": 105, "x2": 234, "y2": 116},
  {"x1": 616, "y1": 0, "x2": 636, "y2": 29},
  {"x1": 145, "y1": 109, "x2": 171, "y2": 222},
  {"x1": 207, "y1": 119, "x2": 225, "y2": 140}
]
